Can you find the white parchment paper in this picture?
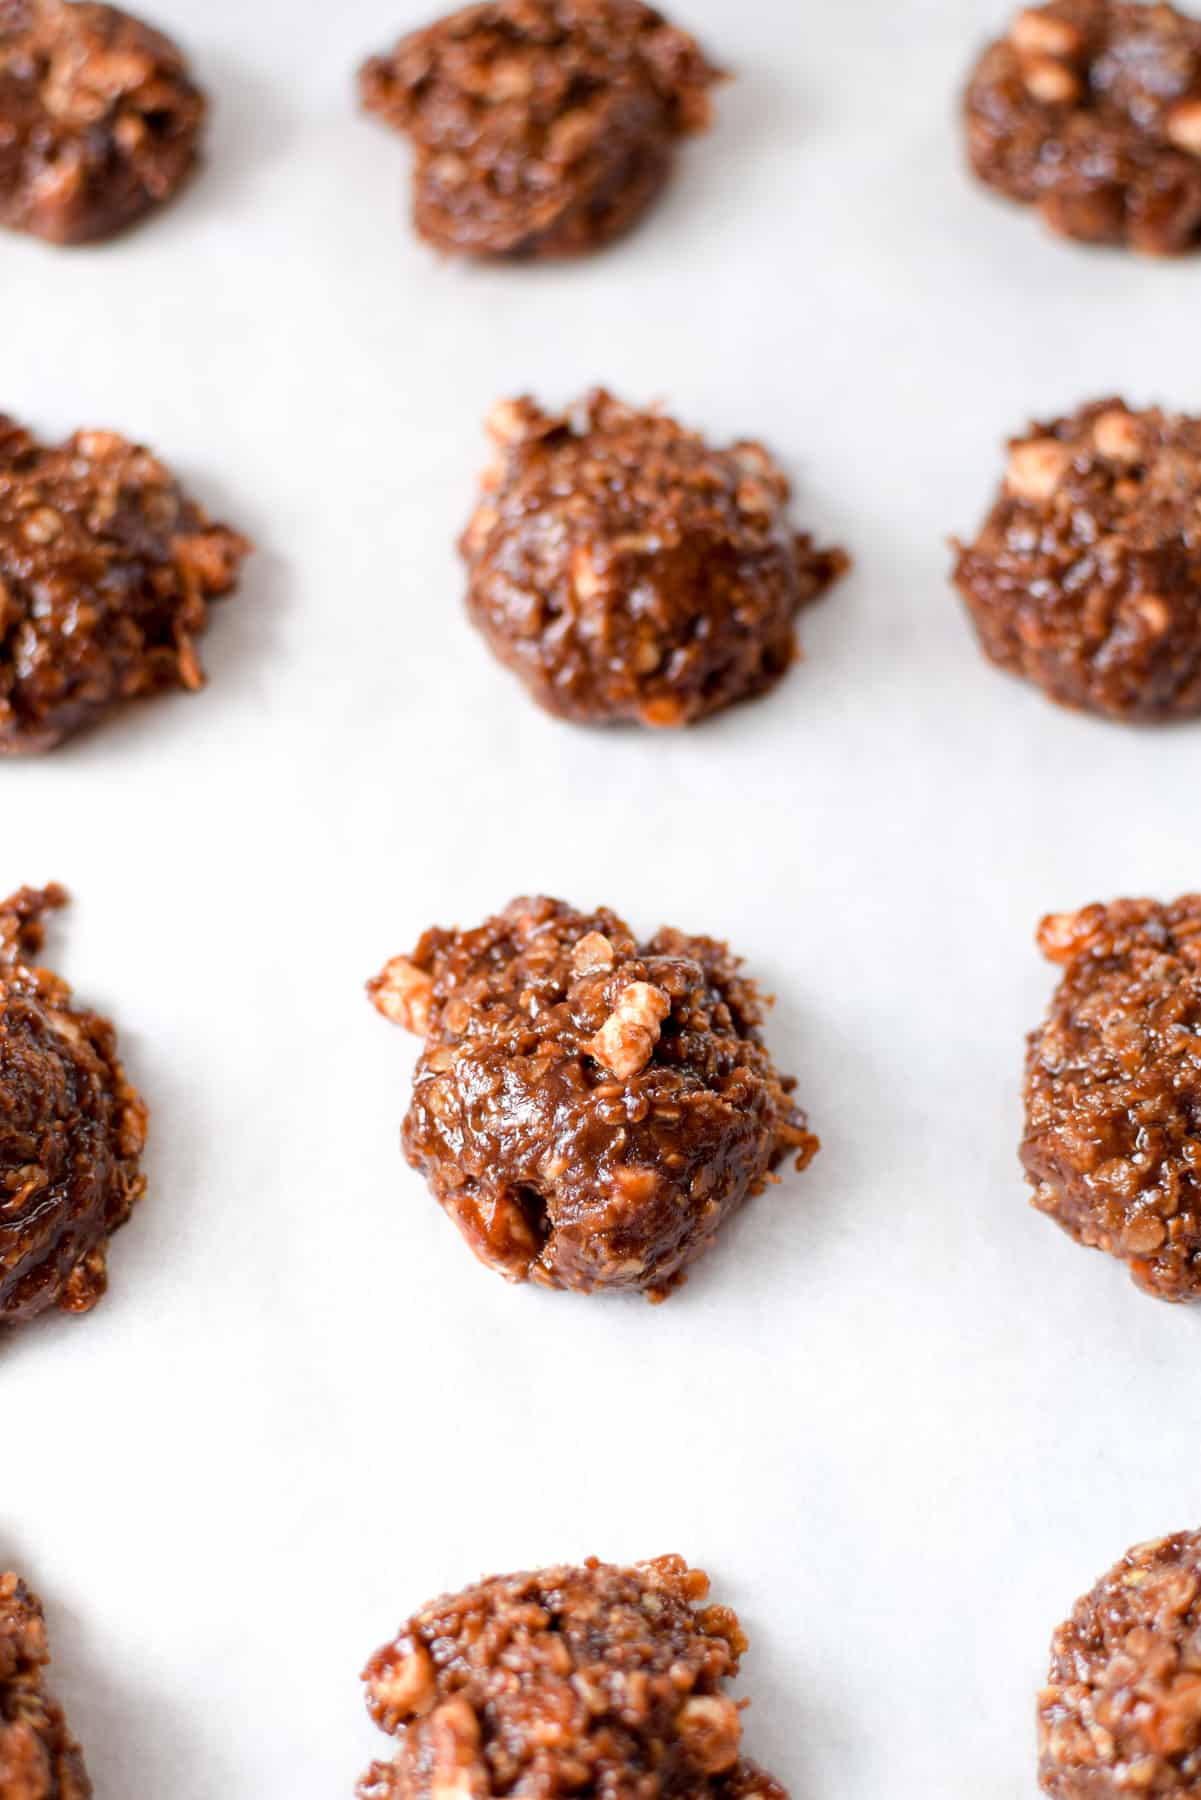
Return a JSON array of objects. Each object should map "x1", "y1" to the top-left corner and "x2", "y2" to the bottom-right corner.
[{"x1": 3, "y1": 1, "x2": 1200, "y2": 1794}]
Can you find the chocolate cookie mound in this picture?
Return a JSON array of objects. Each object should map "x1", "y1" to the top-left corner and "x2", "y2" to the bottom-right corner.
[
  {"x1": 367, "y1": 896, "x2": 817, "y2": 1299},
  {"x1": 358, "y1": 1556, "x2": 787, "y2": 1800},
  {"x1": 0, "y1": 884, "x2": 148, "y2": 1326},
  {"x1": 0, "y1": 1572, "x2": 91, "y2": 1799},
  {"x1": 964, "y1": 1, "x2": 1201, "y2": 254},
  {"x1": 952, "y1": 399, "x2": 1201, "y2": 720},
  {"x1": 0, "y1": 415, "x2": 250, "y2": 751},
  {"x1": 1023, "y1": 896, "x2": 1201, "y2": 1301},
  {"x1": 1040, "y1": 1531, "x2": 1201, "y2": 1795},
  {"x1": 0, "y1": 0, "x2": 205, "y2": 245},
  {"x1": 461, "y1": 392, "x2": 848, "y2": 728},
  {"x1": 359, "y1": 0, "x2": 720, "y2": 258}
]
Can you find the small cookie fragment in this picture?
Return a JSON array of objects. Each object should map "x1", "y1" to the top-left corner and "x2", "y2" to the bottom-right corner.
[
  {"x1": 0, "y1": 415, "x2": 251, "y2": 751},
  {"x1": 1023, "y1": 896, "x2": 1201, "y2": 1302},
  {"x1": 0, "y1": 1572, "x2": 91, "y2": 1799},
  {"x1": 461, "y1": 392, "x2": 848, "y2": 728},
  {"x1": 367, "y1": 896, "x2": 817, "y2": 1299},
  {"x1": 964, "y1": 1, "x2": 1201, "y2": 255},
  {"x1": 952, "y1": 399, "x2": 1201, "y2": 720},
  {"x1": 357, "y1": 1556, "x2": 787, "y2": 1800},
  {"x1": 358, "y1": 0, "x2": 721, "y2": 258},
  {"x1": 0, "y1": 0, "x2": 205, "y2": 245},
  {"x1": 1040, "y1": 1531, "x2": 1201, "y2": 1796},
  {"x1": 0, "y1": 884, "x2": 147, "y2": 1326}
]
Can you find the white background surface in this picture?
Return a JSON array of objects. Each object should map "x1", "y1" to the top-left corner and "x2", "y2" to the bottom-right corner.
[{"x1": 2, "y1": 0, "x2": 1200, "y2": 1793}]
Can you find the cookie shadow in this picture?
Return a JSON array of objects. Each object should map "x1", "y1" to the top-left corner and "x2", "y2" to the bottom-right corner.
[
  {"x1": 0, "y1": 1525, "x2": 27, "y2": 1577},
  {"x1": 675, "y1": 983, "x2": 869, "y2": 1310},
  {"x1": 717, "y1": 57, "x2": 819, "y2": 154},
  {"x1": 36, "y1": 48, "x2": 300, "y2": 257},
  {"x1": 645, "y1": 60, "x2": 820, "y2": 258},
  {"x1": 18, "y1": 1567, "x2": 212, "y2": 1799},
  {"x1": 174, "y1": 463, "x2": 288, "y2": 710},
  {"x1": 170, "y1": 48, "x2": 299, "y2": 229},
  {"x1": 734, "y1": 1630, "x2": 819, "y2": 1800},
  {"x1": 442, "y1": 57, "x2": 817, "y2": 284}
]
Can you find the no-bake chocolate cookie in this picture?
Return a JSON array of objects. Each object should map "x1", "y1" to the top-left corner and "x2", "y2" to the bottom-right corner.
[
  {"x1": 0, "y1": 0, "x2": 205, "y2": 245},
  {"x1": 359, "y1": 0, "x2": 721, "y2": 258},
  {"x1": 368, "y1": 896, "x2": 817, "y2": 1298},
  {"x1": 1023, "y1": 896, "x2": 1201, "y2": 1301},
  {"x1": 0, "y1": 884, "x2": 147, "y2": 1326},
  {"x1": 1040, "y1": 1530, "x2": 1201, "y2": 1795},
  {"x1": 358, "y1": 1556, "x2": 787, "y2": 1800},
  {"x1": 461, "y1": 392, "x2": 848, "y2": 727},
  {"x1": 0, "y1": 1572, "x2": 91, "y2": 1799},
  {"x1": 964, "y1": 1, "x2": 1201, "y2": 254},
  {"x1": 0, "y1": 414, "x2": 250, "y2": 751},
  {"x1": 953, "y1": 399, "x2": 1201, "y2": 720}
]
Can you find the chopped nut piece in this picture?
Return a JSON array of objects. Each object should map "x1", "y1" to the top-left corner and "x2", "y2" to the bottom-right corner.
[
  {"x1": 678, "y1": 1695, "x2": 743, "y2": 1773},
  {"x1": 486, "y1": 56, "x2": 535, "y2": 100},
  {"x1": 175, "y1": 634, "x2": 204, "y2": 692},
  {"x1": 366, "y1": 897, "x2": 818, "y2": 1299},
  {"x1": 358, "y1": 0, "x2": 722, "y2": 259},
  {"x1": 587, "y1": 980, "x2": 671, "y2": 1080},
  {"x1": 428, "y1": 1699, "x2": 481, "y2": 1800},
  {"x1": 1123, "y1": 1213, "x2": 1167, "y2": 1254},
  {"x1": 357, "y1": 1558, "x2": 784, "y2": 1800},
  {"x1": 1136, "y1": 595, "x2": 1172, "y2": 634},
  {"x1": 486, "y1": 398, "x2": 532, "y2": 445},
  {"x1": 571, "y1": 546, "x2": 604, "y2": 602},
  {"x1": 461, "y1": 391, "x2": 848, "y2": 728},
  {"x1": 74, "y1": 430, "x2": 125, "y2": 461},
  {"x1": 1168, "y1": 98, "x2": 1201, "y2": 157},
  {"x1": 1010, "y1": 8, "x2": 1083, "y2": 57},
  {"x1": 641, "y1": 695, "x2": 689, "y2": 728},
  {"x1": 1036, "y1": 906, "x2": 1108, "y2": 964},
  {"x1": 22, "y1": 506, "x2": 62, "y2": 544},
  {"x1": 366, "y1": 1643, "x2": 438, "y2": 1730},
  {"x1": 736, "y1": 476, "x2": 776, "y2": 516},
  {"x1": 1006, "y1": 438, "x2": 1073, "y2": 500},
  {"x1": 572, "y1": 931, "x2": 615, "y2": 974},
  {"x1": 1092, "y1": 408, "x2": 1144, "y2": 463},
  {"x1": 368, "y1": 957, "x2": 436, "y2": 1036},
  {"x1": 1023, "y1": 56, "x2": 1081, "y2": 104}
]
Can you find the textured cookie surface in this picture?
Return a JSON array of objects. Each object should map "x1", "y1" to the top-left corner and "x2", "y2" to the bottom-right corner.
[
  {"x1": 1040, "y1": 1531, "x2": 1201, "y2": 1795},
  {"x1": 368, "y1": 895, "x2": 817, "y2": 1298},
  {"x1": 964, "y1": 1, "x2": 1201, "y2": 254},
  {"x1": 953, "y1": 399, "x2": 1201, "y2": 720},
  {"x1": 0, "y1": 415, "x2": 250, "y2": 751},
  {"x1": 0, "y1": 884, "x2": 148, "y2": 1325},
  {"x1": 358, "y1": 1555, "x2": 788, "y2": 1800},
  {"x1": 1023, "y1": 896, "x2": 1201, "y2": 1301},
  {"x1": 359, "y1": 0, "x2": 720, "y2": 256},
  {"x1": 462, "y1": 392, "x2": 847, "y2": 727},
  {"x1": 0, "y1": 1572, "x2": 91, "y2": 1799},
  {"x1": 0, "y1": 0, "x2": 205, "y2": 244}
]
